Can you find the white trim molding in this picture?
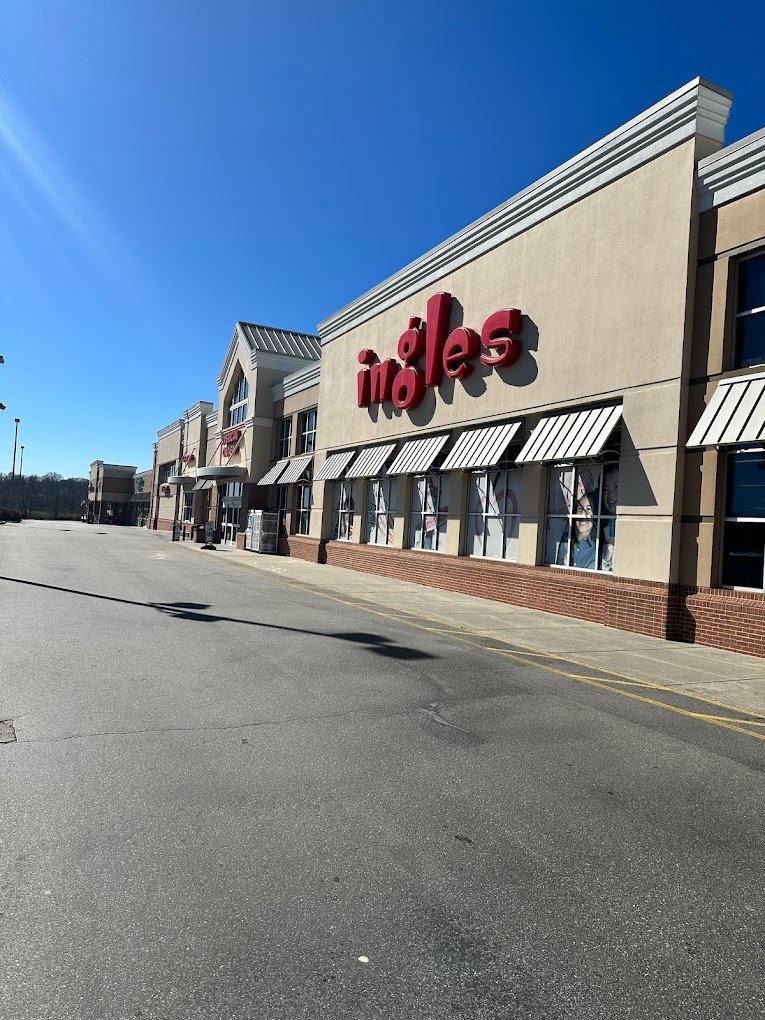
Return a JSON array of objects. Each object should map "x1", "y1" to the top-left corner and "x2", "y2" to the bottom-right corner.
[
  {"x1": 271, "y1": 361, "x2": 321, "y2": 401},
  {"x1": 156, "y1": 419, "x2": 183, "y2": 441},
  {"x1": 696, "y1": 126, "x2": 765, "y2": 212},
  {"x1": 184, "y1": 400, "x2": 214, "y2": 423},
  {"x1": 319, "y1": 77, "x2": 732, "y2": 346}
]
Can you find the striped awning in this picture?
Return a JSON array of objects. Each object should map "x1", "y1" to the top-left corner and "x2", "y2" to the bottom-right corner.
[
  {"x1": 345, "y1": 443, "x2": 397, "y2": 479},
  {"x1": 257, "y1": 458, "x2": 290, "y2": 486},
  {"x1": 191, "y1": 479, "x2": 213, "y2": 492},
  {"x1": 515, "y1": 405, "x2": 622, "y2": 463},
  {"x1": 313, "y1": 450, "x2": 356, "y2": 481},
  {"x1": 279, "y1": 454, "x2": 313, "y2": 484},
  {"x1": 388, "y1": 434, "x2": 449, "y2": 475},
  {"x1": 687, "y1": 373, "x2": 765, "y2": 448},
  {"x1": 441, "y1": 421, "x2": 522, "y2": 471}
]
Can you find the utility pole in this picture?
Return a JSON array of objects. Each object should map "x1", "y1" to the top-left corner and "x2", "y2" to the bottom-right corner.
[{"x1": 9, "y1": 417, "x2": 20, "y2": 507}]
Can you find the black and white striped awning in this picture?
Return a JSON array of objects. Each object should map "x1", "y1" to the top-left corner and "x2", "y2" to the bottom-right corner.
[
  {"x1": 441, "y1": 422, "x2": 522, "y2": 471},
  {"x1": 257, "y1": 458, "x2": 290, "y2": 486},
  {"x1": 345, "y1": 443, "x2": 397, "y2": 479},
  {"x1": 515, "y1": 405, "x2": 622, "y2": 463},
  {"x1": 388, "y1": 434, "x2": 449, "y2": 475},
  {"x1": 279, "y1": 454, "x2": 313, "y2": 484},
  {"x1": 313, "y1": 450, "x2": 356, "y2": 481},
  {"x1": 687, "y1": 373, "x2": 765, "y2": 448}
]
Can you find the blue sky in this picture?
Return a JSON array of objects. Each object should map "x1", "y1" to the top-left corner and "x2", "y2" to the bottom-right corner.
[{"x1": 1, "y1": 0, "x2": 764, "y2": 477}]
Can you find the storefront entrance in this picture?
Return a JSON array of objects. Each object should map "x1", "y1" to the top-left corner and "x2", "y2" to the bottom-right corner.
[{"x1": 221, "y1": 496, "x2": 241, "y2": 546}]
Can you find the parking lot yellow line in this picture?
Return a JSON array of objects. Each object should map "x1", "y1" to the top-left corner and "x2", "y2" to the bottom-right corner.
[{"x1": 271, "y1": 576, "x2": 765, "y2": 743}]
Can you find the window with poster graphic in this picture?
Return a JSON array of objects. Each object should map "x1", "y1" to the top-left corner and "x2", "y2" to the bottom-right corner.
[
  {"x1": 544, "y1": 458, "x2": 619, "y2": 572},
  {"x1": 366, "y1": 472, "x2": 397, "y2": 547},
  {"x1": 332, "y1": 476, "x2": 355, "y2": 541},
  {"x1": 466, "y1": 460, "x2": 522, "y2": 561},
  {"x1": 408, "y1": 471, "x2": 449, "y2": 552},
  {"x1": 721, "y1": 449, "x2": 765, "y2": 590}
]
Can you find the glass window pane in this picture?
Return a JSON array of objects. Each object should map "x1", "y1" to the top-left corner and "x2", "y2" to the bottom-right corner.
[
  {"x1": 467, "y1": 515, "x2": 484, "y2": 557},
  {"x1": 484, "y1": 516, "x2": 503, "y2": 558},
  {"x1": 548, "y1": 466, "x2": 574, "y2": 515},
  {"x1": 545, "y1": 518, "x2": 569, "y2": 566},
  {"x1": 575, "y1": 463, "x2": 600, "y2": 517},
  {"x1": 438, "y1": 475, "x2": 449, "y2": 514},
  {"x1": 601, "y1": 463, "x2": 619, "y2": 516},
  {"x1": 735, "y1": 313, "x2": 765, "y2": 369},
  {"x1": 738, "y1": 254, "x2": 765, "y2": 313},
  {"x1": 410, "y1": 514, "x2": 424, "y2": 550},
  {"x1": 410, "y1": 477, "x2": 425, "y2": 515},
  {"x1": 484, "y1": 471, "x2": 502, "y2": 516},
  {"x1": 599, "y1": 518, "x2": 616, "y2": 572},
  {"x1": 722, "y1": 522, "x2": 765, "y2": 589},
  {"x1": 726, "y1": 452, "x2": 765, "y2": 518},
  {"x1": 468, "y1": 473, "x2": 486, "y2": 516},
  {"x1": 503, "y1": 511, "x2": 520, "y2": 563}
]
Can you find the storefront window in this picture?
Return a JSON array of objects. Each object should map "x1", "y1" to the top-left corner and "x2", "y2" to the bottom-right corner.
[
  {"x1": 544, "y1": 460, "x2": 618, "y2": 572},
  {"x1": 332, "y1": 478, "x2": 355, "y2": 541},
  {"x1": 182, "y1": 491, "x2": 194, "y2": 523},
  {"x1": 409, "y1": 472, "x2": 449, "y2": 552},
  {"x1": 467, "y1": 467, "x2": 522, "y2": 561},
  {"x1": 275, "y1": 485, "x2": 289, "y2": 533},
  {"x1": 277, "y1": 417, "x2": 292, "y2": 459},
  {"x1": 157, "y1": 461, "x2": 177, "y2": 484},
  {"x1": 722, "y1": 450, "x2": 765, "y2": 589},
  {"x1": 366, "y1": 475, "x2": 396, "y2": 546},
  {"x1": 295, "y1": 475, "x2": 312, "y2": 536},
  {"x1": 734, "y1": 252, "x2": 765, "y2": 369},
  {"x1": 297, "y1": 408, "x2": 317, "y2": 455}
]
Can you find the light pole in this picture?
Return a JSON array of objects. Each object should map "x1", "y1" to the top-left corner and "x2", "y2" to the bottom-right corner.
[
  {"x1": 9, "y1": 417, "x2": 20, "y2": 508},
  {"x1": 19, "y1": 445, "x2": 24, "y2": 517}
]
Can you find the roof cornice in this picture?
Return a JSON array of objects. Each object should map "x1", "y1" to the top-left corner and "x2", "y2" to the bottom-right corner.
[
  {"x1": 156, "y1": 419, "x2": 183, "y2": 441},
  {"x1": 696, "y1": 125, "x2": 765, "y2": 212},
  {"x1": 184, "y1": 400, "x2": 214, "y2": 422},
  {"x1": 318, "y1": 77, "x2": 732, "y2": 345},
  {"x1": 272, "y1": 361, "x2": 321, "y2": 401}
]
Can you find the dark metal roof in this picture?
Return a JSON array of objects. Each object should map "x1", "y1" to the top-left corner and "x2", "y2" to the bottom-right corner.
[{"x1": 238, "y1": 322, "x2": 321, "y2": 361}]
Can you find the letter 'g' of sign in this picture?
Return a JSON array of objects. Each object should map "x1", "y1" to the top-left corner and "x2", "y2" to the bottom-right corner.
[{"x1": 479, "y1": 308, "x2": 522, "y2": 367}]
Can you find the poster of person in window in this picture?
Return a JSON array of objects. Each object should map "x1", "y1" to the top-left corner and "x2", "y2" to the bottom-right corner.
[{"x1": 545, "y1": 463, "x2": 618, "y2": 571}]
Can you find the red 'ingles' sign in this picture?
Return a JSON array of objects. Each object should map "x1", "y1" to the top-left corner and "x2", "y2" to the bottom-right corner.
[
  {"x1": 357, "y1": 293, "x2": 522, "y2": 410},
  {"x1": 221, "y1": 429, "x2": 243, "y2": 458}
]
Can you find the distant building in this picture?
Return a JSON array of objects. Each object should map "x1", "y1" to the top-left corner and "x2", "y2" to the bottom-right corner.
[{"x1": 87, "y1": 462, "x2": 152, "y2": 526}]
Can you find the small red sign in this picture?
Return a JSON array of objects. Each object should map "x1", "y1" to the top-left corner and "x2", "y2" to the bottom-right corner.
[{"x1": 222, "y1": 429, "x2": 242, "y2": 458}]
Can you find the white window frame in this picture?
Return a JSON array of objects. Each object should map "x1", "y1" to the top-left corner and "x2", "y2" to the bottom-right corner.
[
  {"x1": 408, "y1": 471, "x2": 449, "y2": 553},
  {"x1": 366, "y1": 475, "x2": 396, "y2": 547},
  {"x1": 544, "y1": 458, "x2": 619, "y2": 573},
  {"x1": 734, "y1": 250, "x2": 765, "y2": 370},
  {"x1": 228, "y1": 369, "x2": 249, "y2": 427},
  {"x1": 719, "y1": 447, "x2": 765, "y2": 592},
  {"x1": 297, "y1": 407, "x2": 317, "y2": 455},
  {"x1": 466, "y1": 464, "x2": 522, "y2": 562},
  {"x1": 332, "y1": 477, "x2": 355, "y2": 541}
]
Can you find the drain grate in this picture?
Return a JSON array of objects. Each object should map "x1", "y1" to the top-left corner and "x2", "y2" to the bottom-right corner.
[{"x1": 0, "y1": 720, "x2": 16, "y2": 744}]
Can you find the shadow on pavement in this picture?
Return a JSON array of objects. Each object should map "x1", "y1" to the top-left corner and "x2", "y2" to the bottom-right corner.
[{"x1": 0, "y1": 575, "x2": 436, "y2": 662}]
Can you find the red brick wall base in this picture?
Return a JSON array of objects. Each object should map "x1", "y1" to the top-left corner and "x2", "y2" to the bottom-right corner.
[
  {"x1": 281, "y1": 535, "x2": 326, "y2": 564},
  {"x1": 152, "y1": 518, "x2": 174, "y2": 533},
  {"x1": 318, "y1": 542, "x2": 764, "y2": 658}
]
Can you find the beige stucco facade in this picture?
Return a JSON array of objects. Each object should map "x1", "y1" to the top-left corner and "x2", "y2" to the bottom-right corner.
[{"x1": 312, "y1": 137, "x2": 705, "y2": 584}]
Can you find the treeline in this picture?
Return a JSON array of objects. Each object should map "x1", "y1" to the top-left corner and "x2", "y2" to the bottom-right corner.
[{"x1": 0, "y1": 472, "x2": 88, "y2": 518}]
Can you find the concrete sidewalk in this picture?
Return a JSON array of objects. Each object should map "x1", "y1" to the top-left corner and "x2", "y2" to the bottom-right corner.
[{"x1": 167, "y1": 535, "x2": 765, "y2": 716}]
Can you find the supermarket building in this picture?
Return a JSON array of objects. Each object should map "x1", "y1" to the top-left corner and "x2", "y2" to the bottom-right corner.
[{"x1": 152, "y1": 78, "x2": 765, "y2": 657}]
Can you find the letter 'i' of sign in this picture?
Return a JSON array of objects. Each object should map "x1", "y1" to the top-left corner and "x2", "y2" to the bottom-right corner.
[
  {"x1": 357, "y1": 349, "x2": 376, "y2": 407},
  {"x1": 479, "y1": 308, "x2": 522, "y2": 366}
]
